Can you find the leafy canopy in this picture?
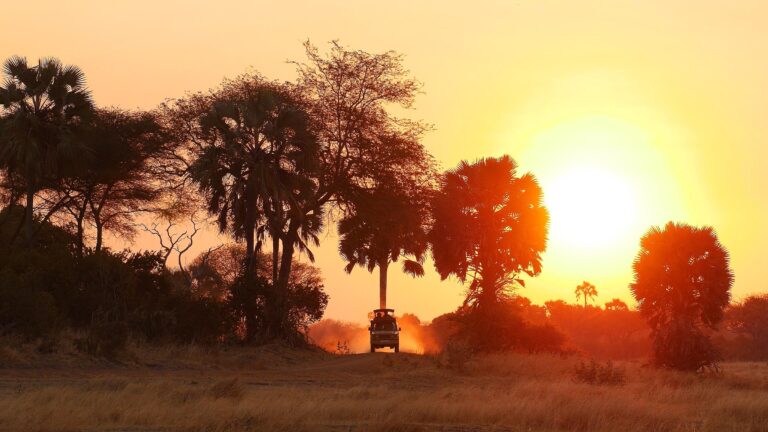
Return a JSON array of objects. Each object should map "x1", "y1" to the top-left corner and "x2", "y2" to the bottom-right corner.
[{"x1": 430, "y1": 155, "x2": 549, "y2": 306}]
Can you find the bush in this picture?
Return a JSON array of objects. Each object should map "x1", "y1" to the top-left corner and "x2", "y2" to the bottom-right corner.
[
  {"x1": 0, "y1": 283, "x2": 60, "y2": 338},
  {"x1": 448, "y1": 299, "x2": 566, "y2": 354},
  {"x1": 169, "y1": 296, "x2": 234, "y2": 344},
  {"x1": 77, "y1": 317, "x2": 129, "y2": 358},
  {"x1": 723, "y1": 295, "x2": 768, "y2": 360},
  {"x1": 573, "y1": 359, "x2": 627, "y2": 385},
  {"x1": 653, "y1": 319, "x2": 720, "y2": 371}
]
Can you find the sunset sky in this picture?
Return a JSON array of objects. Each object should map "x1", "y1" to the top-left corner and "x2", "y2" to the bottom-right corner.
[{"x1": 4, "y1": 0, "x2": 767, "y2": 323}]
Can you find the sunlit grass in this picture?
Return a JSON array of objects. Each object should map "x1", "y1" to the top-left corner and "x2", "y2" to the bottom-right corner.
[{"x1": 1, "y1": 347, "x2": 767, "y2": 431}]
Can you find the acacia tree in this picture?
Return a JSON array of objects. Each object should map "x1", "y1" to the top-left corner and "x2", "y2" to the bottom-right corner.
[
  {"x1": 575, "y1": 281, "x2": 597, "y2": 308},
  {"x1": 48, "y1": 109, "x2": 168, "y2": 255},
  {"x1": 630, "y1": 222, "x2": 733, "y2": 371},
  {"x1": 430, "y1": 155, "x2": 549, "y2": 308},
  {"x1": 287, "y1": 41, "x2": 430, "y2": 297},
  {"x1": 338, "y1": 179, "x2": 432, "y2": 309},
  {"x1": 0, "y1": 56, "x2": 93, "y2": 245}
]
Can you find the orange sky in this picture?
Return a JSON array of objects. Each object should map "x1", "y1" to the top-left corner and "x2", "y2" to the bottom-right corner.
[{"x1": 3, "y1": 0, "x2": 768, "y2": 323}]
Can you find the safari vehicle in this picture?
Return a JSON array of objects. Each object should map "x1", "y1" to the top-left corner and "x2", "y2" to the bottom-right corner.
[{"x1": 369, "y1": 309, "x2": 400, "y2": 352}]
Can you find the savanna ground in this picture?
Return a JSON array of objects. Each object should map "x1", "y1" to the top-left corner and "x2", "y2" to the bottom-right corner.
[{"x1": 1, "y1": 341, "x2": 767, "y2": 432}]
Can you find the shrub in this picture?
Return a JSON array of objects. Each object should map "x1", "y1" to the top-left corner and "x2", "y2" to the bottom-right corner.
[
  {"x1": 0, "y1": 283, "x2": 60, "y2": 338},
  {"x1": 573, "y1": 359, "x2": 627, "y2": 385},
  {"x1": 447, "y1": 299, "x2": 566, "y2": 354},
  {"x1": 442, "y1": 340, "x2": 473, "y2": 371},
  {"x1": 723, "y1": 294, "x2": 768, "y2": 360},
  {"x1": 653, "y1": 319, "x2": 720, "y2": 371},
  {"x1": 77, "y1": 315, "x2": 129, "y2": 358}
]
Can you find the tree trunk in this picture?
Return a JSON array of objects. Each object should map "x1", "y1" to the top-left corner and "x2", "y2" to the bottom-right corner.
[
  {"x1": 75, "y1": 201, "x2": 87, "y2": 257},
  {"x1": 270, "y1": 222, "x2": 299, "y2": 339},
  {"x1": 93, "y1": 222, "x2": 104, "y2": 253},
  {"x1": 244, "y1": 223, "x2": 255, "y2": 273},
  {"x1": 272, "y1": 235, "x2": 279, "y2": 284},
  {"x1": 379, "y1": 259, "x2": 389, "y2": 309},
  {"x1": 24, "y1": 183, "x2": 34, "y2": 246}
]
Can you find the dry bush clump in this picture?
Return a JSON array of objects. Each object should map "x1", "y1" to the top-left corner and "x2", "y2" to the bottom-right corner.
[{"x1": 440, "y1": 340, "x2": 472, "y2": 371}]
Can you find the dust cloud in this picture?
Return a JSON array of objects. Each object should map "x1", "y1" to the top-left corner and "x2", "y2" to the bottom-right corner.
[{"x1": 308, "y1": 313, "x2": 441, "y2": 354}]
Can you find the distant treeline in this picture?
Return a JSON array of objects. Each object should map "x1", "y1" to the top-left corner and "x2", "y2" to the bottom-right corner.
[{"x1": 313, "y1": 294, "x2": 768, "y2": 362}]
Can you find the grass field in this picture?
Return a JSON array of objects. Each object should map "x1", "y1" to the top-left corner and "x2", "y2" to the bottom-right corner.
[{"x1": 1, "y1": 343, "x2": 767, "y2": 432}]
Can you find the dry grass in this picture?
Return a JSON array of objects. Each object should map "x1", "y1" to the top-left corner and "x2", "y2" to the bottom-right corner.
[{"x1": 1, "y1": 348, "x2": 767, "y2": 431}]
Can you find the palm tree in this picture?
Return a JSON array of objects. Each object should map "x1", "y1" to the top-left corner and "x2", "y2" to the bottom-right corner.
[
  {"x1": 630, "y1": 222, "x2": 733, "y2": 371},
  {"x1": 188, "y1": 80, "x2": 317, "y2": 277},
  {"x1": 575, "y1": 281, "x2": 597, "y2": 308},
  {"x1": 430, "y1": 155, "x2": 549, "y2": 308},
  {"x1": 338, "y1": 185, "x2": 429, "y2": 309},
  {"x1": 0, "y1": 56, "x2": 93, "y2": 245},
  {"x1": 184, "y1": 78, "x2": 317, "y2": 339}
]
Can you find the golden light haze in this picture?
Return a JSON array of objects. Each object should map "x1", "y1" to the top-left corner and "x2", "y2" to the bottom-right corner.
[{"x1": 3, "y1": 0, "x2": 767, "y2": 323}]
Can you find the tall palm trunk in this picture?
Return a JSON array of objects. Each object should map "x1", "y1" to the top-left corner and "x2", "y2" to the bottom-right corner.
[
  {"x1": 24, "y1": 182, "x2": 34, "y2": 246},
  {"x1": 241, "y1": 181, "x2": 258, "y2": 342},
  {"x1": 269, "y1": 220, "x2": 300, "y2": 339},
  {"x1": 379, "y1": 259, "x2": 389, "y2": 309},
  {"x1": 243, "y1": 180, "x2": 257, "y2": 275},
  {"x1": 271, "y1": 233, "x2": 279, "y2": 284}
]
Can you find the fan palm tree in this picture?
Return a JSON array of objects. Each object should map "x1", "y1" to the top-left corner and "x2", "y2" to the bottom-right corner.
[
  {"x1": 188, "y1": 80, "x2": 317, "y2": 280},
  {"x1": 575, "y1": 281, "x2": 597, "y2": 308},
  {"x1": 0, "y1": 56, "x2": 93, "y2": 245},
  {"x1": 338, "y1": 185, "x2": 429, "y2": 309},
  {"x1": 430, "y1": 155, "x2": 549, "y2": 308},
  {"x1": 185, "y1": 79, "x2": 318, "y2": 339},
  {"x1": 630, "y1": 222, "x2": 733, "y2": 370}
]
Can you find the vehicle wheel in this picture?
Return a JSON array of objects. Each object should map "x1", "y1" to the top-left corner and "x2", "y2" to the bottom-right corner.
[
  {"x1": 370, "y1": 345, "x2": 375, "y2": 353},
  {"x1": 394, "y1": 344, "x2": 400, "y2": 353}
]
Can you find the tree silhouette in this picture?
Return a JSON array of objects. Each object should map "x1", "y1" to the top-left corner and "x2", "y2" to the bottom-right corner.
[
  {"x1": 184, "y1": 79, "x2": 317, "y2": 275},
  {"x1": 726, "y1": 294, "x2": 768, "y2": 359},
  {"x1": 430, "y1": 155, "x2": 549, "y2": 308},
  {"x1": 631, "y1": 222, "x2": 733, "y2": 371},
  {"x1": 49, "y1": 108, "x2": 168, "y2": 255},
  {"x1": 0, "y1": 57, "x2": 93, "y2": 245},
  {"x1": 338, "y1": 183, "x2": 431, "y2": 309},
  {"x1": 604, "y1": 298, "x2": 629, "y2": 311},
  {"x1": 168, "y1": 42, "x2": 429, "y2": 340},
  {"x1": 174, "y1": 78, "x2": 318, "y2": 339},
  {"x1": 575, "y1": 281, "x2": 597, "y2": 308},
  {"x1": 278, "y1": 41, "x2": 429, "y2": 331}
]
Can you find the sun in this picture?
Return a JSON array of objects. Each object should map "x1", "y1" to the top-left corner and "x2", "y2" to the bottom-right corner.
[
  {"x1": 510, "y1": 115, "x2": 679, "y2": 255},
  {"x1": 545, "y1": 166, "x2": 638, "y2": 250}
]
